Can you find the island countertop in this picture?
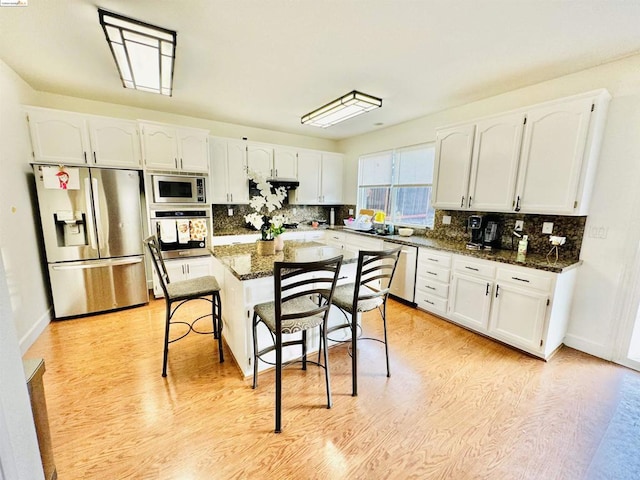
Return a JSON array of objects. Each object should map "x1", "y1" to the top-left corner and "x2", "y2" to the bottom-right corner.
[{"x1": 212, "y1": 240, "x2": 358, "y2": 281}]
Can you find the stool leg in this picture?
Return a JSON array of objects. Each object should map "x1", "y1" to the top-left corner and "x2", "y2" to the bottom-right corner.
[
  {"x1": 215, "y1": 293, "x2": 224, "y2": 363},
  {"x1": 275, "y1": 329, "x2": 283, "y2": 434},
  {"x1": 252, "y1": 312, "x2": 259, "y2": 389},
  {"x1": 382, "y1": 301, "x2": 390, "y2": 377},
  {"x1": 351, "y1": 311, "x2": 357, "y2": 396},
  {"x1": 301, "y1": 330, "x2": 307, "y2": 371},
  {"x1": 322, "y1": 324, "x2": 332, "y2": 409},
  {"x1": 162, "y1": 299, "x2": 171, "y2": 377}
]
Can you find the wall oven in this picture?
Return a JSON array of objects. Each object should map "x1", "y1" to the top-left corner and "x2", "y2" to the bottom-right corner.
[
  {"x1": 151, "y1": 174, "x2": 206, "y2": 204},
  {"x1": 150, "y1": 209, "x2": 210, "y2": 258}
]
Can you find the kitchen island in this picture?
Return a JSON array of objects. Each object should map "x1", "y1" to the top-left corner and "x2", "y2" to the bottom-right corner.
[{"x1": 211, "y1": 240, "x2": 358, "y2": 377}]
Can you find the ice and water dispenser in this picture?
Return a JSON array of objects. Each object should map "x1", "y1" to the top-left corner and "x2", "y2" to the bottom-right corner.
[{"x1": 53, "y1": 210, "x2": 88, "y2": 247}]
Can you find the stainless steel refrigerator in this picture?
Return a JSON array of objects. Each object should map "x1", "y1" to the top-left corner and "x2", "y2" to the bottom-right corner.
[{"x1": 33, "y1": 165, "x2": 148, "y2": 318}]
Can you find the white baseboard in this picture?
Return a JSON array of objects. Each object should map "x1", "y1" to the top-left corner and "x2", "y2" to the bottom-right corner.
[
  {"x1": 19, "y1": 307, "x2": 52, "y2": 355},
  {"x1": 563, "y1": 333, "x2": 614, "y2": 361}
]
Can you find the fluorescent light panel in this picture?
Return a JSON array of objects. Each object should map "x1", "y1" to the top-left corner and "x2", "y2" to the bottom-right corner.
[
  {"x1": 98, "y1": 9, "x2": 176, "y2": 96},
  {"x1": 302, "y1": 90, "x2": 382, "y2": 128}
]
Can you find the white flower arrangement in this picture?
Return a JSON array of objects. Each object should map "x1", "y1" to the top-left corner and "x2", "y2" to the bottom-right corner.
[{"x1": 244, "y1": 171, "x2": 288, "y2": 240}]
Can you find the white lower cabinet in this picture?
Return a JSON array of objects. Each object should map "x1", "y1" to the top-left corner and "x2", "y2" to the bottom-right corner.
[
  {"x1": 449, "y1": 256, "x2": 495, "y2": 331},
  {"x1": 444, "y1": 255, "x2": 576, "y2": 359},
  {"x1": 415, "y1": 248, "x2": 451, "y2": 316},
  {"x1": 152, "y1": 256, "x2": 213, "y2": 298}
]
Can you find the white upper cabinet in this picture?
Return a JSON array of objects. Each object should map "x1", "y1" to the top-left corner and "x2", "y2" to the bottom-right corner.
[
  {"x1": 246, "y1": 144, "x2": 273, "y2": 178},
  {"x1": 25, "y1": 107, "x2": 141, "y2": 168},
  {"x1": 432, "y1": 124, "x2": 475, "y2": 209},
  {"x1": 140, "y1": 122, "x2": 209, "y2": 172},
  {"x1": 294, "y1": 151, "x2": 343, "y2": 205},
  {"x1": 515, "y1": 96, "x2": 599, "y2": 215},
  {"x1": 88, "y1": 118, "x2": 141, "y2": 168},
  {"x1": 468, "y1": 112, "x2": 525, "y2": 212},
  {"x1": 210, "y1": 137, "x2": 249, "y2": 204},
  {"x1": 178, "y1": 129, "x2": 210, "y2": 172},
  {"x1": 432, "y1": 89, "x2": 610, "y2": 215},
  {"x1": 247, "y1": 144, "x2": 297, "y2": 179},
  {"x1": 273, "y1": 147, "x2": 298, "y2": 178}
]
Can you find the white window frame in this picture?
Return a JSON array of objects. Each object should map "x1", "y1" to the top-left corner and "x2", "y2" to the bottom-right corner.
[{"x1": 357, "y1": 142, "x2": 435, "y2": 228}]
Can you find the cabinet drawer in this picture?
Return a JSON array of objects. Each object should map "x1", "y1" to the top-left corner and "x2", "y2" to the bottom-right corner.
[
  {"x1": 453, "y1": 257, "x2": 495, "y2": 279},
  {"x1": 416, "y1": 264, "x2": 450, "y2": 283},
  {"x1": 415, "y1": 291, "x2": 447, "y2": 315},
  {"x1": 415, "y1": 278, "x2": 449, "y2": 298},
  {"x1": 496, "y1": 267, "x2": 554, "y2": 292},
  {"x1": 418, "y1": 248, "x2": 452, "y2": 268}
]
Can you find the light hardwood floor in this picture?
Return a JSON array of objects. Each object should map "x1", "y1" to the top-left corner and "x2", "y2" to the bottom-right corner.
[{"x1": 24, "y1": 296, "x2": 639, "y2": 479}]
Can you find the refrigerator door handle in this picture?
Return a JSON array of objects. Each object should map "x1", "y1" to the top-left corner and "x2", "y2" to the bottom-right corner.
[
  {"x1": 92, "y1": 177, "x2": 103, "y2": 245},
  {"x1": 84, "y1": 177, "x2": 98, "y2": 250},
  {"x1": 51, "y1": 257, "x2": 143, "y2": 270}
]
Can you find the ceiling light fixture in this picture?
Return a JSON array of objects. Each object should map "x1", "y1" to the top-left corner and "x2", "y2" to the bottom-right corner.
[
  {"x1": 98, "y1": 8, "x2": 176, "y2": 96},
  {"x1": 301, "y1": 90, "x2": 382, "y2": 128}
]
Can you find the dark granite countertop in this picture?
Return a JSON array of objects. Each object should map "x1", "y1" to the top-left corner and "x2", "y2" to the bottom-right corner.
[
  {"x1": 212, "y1": 240, "x2": 358, "y2": 281},
  {"x1": 211, "y1": 226, "x2": 581, "y2": 274},
  {"x1": 332, "y1": 227, "x2": 580, "y2": 273},
  {"x1": 213, "y1": 225, "x2": 330, "y2": 237}
]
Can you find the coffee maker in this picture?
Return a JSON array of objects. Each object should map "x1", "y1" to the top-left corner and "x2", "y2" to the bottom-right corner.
[
  {"x1": 466, "y1": 215, "x2": 483, "y2": 250},
  {"x1": 483, "y1": 217, "x2": 501, "y2": 250}
]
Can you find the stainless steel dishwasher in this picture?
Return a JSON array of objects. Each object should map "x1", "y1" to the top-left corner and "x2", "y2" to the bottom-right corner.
[{"x1": 383, "y1": 241, "x2": 417, "y2": 303}]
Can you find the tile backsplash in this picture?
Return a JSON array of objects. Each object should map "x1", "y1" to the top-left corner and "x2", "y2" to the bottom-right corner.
[
  {"x1": 427, "y1": 210, "x2": 586, "y2": 259},
  {"x1": 212, "y1": 203, "x2": 356, "y2": 232}
]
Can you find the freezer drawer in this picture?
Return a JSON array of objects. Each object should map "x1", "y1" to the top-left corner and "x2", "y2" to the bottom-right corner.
[{"x1": 48, "y1": 256, "x2": 148, "y2": 318}]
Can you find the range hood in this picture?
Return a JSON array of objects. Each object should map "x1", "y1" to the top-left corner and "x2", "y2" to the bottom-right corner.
[{"x1": 249, "y1": 178, "x2": 299, "y2": 191}]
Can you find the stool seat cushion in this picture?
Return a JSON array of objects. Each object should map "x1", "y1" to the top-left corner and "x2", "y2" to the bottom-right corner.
[
  {"x1": 254, "y1": 296, "x2": 325, "y2": 334},
  {"x1": 167, "y1": 275, "x2": 220, "y2": 300},
  {"x1": 332, "y1": 283, "x2": 383, "y2": 313}
]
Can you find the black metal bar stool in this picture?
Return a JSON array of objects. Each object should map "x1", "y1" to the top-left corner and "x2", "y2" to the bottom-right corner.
[
  {"x1": 252, "y1": 255, "x2": 343, "y2": 433},
  {"x1": 326, "y1": 247, "x2": 401, "y2": 396},
  {"x1": 145, "y1": 236, "x2": 224, "y2": 377}
]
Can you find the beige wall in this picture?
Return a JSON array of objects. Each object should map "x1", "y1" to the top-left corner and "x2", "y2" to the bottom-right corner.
[
  {"x1": 0, "y1": 59, "x2": 50, "y2": 350},
  {"x1": 33, "y1": 91, "x2": 340, "y2": 152},
  {"x1": 0, "y1": 58, "x2": 47, "y2": 480},
  {"x1": 338, "y1": 53, "x2": 640, "y2": 362}
]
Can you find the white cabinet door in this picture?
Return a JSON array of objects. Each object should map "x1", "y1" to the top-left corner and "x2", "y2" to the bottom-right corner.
[
  {"x1": 489, "y1": 282, "x2": 548, "y2": 351},
  {"x1": 185, "y1": 257, "x2": 212, "y2": 278},
  {"x1": 26, "y1": 108, "x2": 90, "y2": 164},
  {"x1": 210, "y1": 138, "x2": 249, "y2": 204},
  {"x1": 295, "y1": 150, "x2": 322, "y2": 204},
  {"x1": 449, "y1": 273, "x2": 493, "y2": 331},
  {"x1": 321, "y1": 153, "x2": 343, "y2": 204},
  {"x1": 273, "y1": 147, "x2": 297, "y2": 178},
  {"x1": 468, "y1": 113, "x2": 524, "y2": 212},
  {"x1": 178, "y1": 129, "x2": 209, "y2": 172},
  {"x1": 247, "y1": 145, "x2": 273, "y2": 178},
  {"x1": 141, "y1": 123, "x2": 179, "y2": 170},
  {"x1": 88, "y1": 118, "x2": 141, "y2": 168},
  {"x1": 515, "y1": 97, "x2": 593, "y2": 214},
  {"x1": 433, "y1": 124, "x2": 475, "y2": 209},
  {"x1": 227, "y1": 140, "x2": 249, "y2": 203},
  {"x1": 210, "y1": 137, "x2": 229, "y2": 203}
]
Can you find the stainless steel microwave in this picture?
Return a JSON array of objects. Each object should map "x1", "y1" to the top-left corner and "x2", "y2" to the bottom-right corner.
[{"x1": 151, "y1": 174, "x2": 206, "y2": 204}]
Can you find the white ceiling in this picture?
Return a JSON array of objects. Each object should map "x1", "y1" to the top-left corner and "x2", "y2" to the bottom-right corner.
[{"x1": 1, "y1": 0, "x2": 640, "y2": 140}]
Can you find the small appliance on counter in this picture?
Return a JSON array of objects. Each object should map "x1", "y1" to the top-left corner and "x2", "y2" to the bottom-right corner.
[
  {"x1": 482, "y1": 216, "x2": 502, "y2": 250},
  {"x1": 466, "y1": 215, "x2": 484, "y2": 250}
]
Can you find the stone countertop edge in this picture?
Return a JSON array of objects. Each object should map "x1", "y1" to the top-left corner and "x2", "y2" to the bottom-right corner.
[
  {"x1": 210, "y1": 226, "x2": 581, "y2": 274},
  {"x1": 328, "y1": 227, "x2": 581, "y2": 274},
  {"x1": 211, "y1": 241, "x2": 357, "y2": 281}
]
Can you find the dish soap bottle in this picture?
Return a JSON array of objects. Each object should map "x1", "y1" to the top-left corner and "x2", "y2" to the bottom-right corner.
[{"x1": 516, "y1": 235, "x2": 528, "y2": 262}]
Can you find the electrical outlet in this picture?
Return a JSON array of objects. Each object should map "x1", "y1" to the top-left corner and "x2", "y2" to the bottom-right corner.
[
  {"x1": 227, "y1": 208, "x2": 233, "y2": 216},
  {"x1": 442, "y1": 215, "x2": 452, "y2": 225},
  {"x1": 542, "y1": 222, "x2": 553, "y2": 234},
  {"x1": 348, "y1": 208, "x2": 354, "y2": 215},
  {"x1": 515, "y1": 220, "x2": 524, "y2": 231},
  {"x1": 292, "y1": 208, "x2": 297, "y2": 215}
]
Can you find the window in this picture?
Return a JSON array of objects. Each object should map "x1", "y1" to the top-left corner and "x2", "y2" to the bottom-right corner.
[{"x1": 357, "y1": 143, "x2": 435, "y2": 228}]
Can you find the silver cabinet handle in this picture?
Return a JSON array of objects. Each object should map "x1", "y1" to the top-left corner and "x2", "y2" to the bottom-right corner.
[
  {"x1": 465, "y1": 266, "x2": 479, "y2": 271},
  {"x1": 460, "y1": 196, "x2": 465, "y2": 208},
  {"x1": 511, "y1": 276, "x2": 530, "y2": 283}
]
